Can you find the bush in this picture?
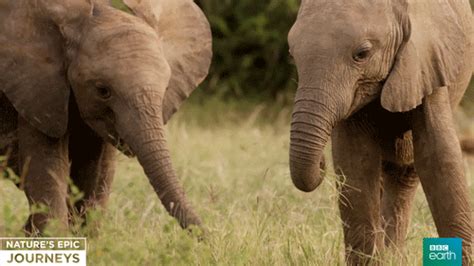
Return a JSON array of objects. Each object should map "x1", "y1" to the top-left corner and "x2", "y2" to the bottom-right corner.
[{"x1": 195, "y1": 0, "x2": 300, "y2": 100}]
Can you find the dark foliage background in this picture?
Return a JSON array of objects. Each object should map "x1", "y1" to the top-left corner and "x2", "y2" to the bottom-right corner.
[{"x1": 194, "y1": 0, "x2": 300, "y2": 100}]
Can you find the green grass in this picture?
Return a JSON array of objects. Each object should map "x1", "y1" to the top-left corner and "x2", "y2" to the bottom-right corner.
[{"x1": 1, "y1": 99, "x2": 473, "y2": 265}]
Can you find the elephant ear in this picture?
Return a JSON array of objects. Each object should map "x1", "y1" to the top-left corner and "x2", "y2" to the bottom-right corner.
[
  {"x1": 0, "y1": 0, "x2": 93, "y2": 138},
  {"x1": 381, "y1": 1, "x2": 469, "y2": 112},
  {"x1": 123, "y1": 0, "x2": 212, "y2": 123}
]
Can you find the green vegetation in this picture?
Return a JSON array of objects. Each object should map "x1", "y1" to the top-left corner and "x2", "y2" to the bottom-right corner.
[
  {"x1": 1, "y1": 100, "x2": 473, "y2": 265},
  {"x1": 195, "y1": 0, "x2": 299, "y2": 99}
]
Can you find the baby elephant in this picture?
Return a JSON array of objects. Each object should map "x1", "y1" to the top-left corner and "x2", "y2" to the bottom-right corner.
[
  {"x1": 288, "y1": 0, "x2": 473, "y2": 264},
  {"x1": 0, "y1": 0, "x2": 211, "y2": 234}
]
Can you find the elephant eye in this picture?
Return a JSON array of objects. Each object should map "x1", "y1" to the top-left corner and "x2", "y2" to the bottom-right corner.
[
  {"x1": 352, "y1": 42, "x2": 373, "y2": 63},
  {"x1": 95, "y1": 83, "x2": 112, "y2": 100}
]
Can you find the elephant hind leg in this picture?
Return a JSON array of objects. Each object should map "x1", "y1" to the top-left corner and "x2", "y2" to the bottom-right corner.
[
  {"x1": 381, "y1": 161, "x2": 419, "y2": 249},
  {"x1": 1, "y1": 141, "x2": 20, "y2": 184},
  {"x1": 69, "y1": 142, "x2": 116, "y2": 221},
  {"x1": 68, "y1": 122, "x2": 116, "y2": 227}
]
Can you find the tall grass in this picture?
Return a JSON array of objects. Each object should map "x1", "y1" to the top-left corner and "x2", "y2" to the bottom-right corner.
[{"x1": 0, "y1": 99, "x2": 473, "y2": 265}]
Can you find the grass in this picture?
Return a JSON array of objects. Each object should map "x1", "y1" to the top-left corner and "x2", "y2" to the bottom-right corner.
[{"x1": 1, "y1": 98, "x2": 473, "y2": 265}]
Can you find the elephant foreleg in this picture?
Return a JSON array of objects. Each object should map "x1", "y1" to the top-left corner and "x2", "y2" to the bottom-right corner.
[
  {"x1": 18, "y1": 118, "x2": 69, "y2": 235},
  {"x1": 69, "y1": 125, "x2": 116, "y2": 224},
  {"x1": 332, "y1": 121, "x2": 384, "y2": 265},
  {"x1": 412, "y1": 87, "x2": 472, "y2": 264},
  {"x1": 381, "y1": 161, "x2": 419, "y2": 249}
]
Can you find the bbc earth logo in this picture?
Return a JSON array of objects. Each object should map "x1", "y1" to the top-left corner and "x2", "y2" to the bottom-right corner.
[
  {"x1": 0, "y1": 238, "x2": 86, "y2": 266},
  {"x1": 423, "y1": 238, "x2": 462, "y2": 266}
]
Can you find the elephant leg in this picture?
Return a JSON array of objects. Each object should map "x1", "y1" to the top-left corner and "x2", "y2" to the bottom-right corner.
[
  {"x1": 69, "y1": 124, "x2": 116, "y2": 222},
  {"x1": 1, "y1": 141, "x2": 20, "y2": 184},
  {"x1": 381, "y1": 161, "x2": 419, "y2": 248},
  {"x1": 411, "y1": 88, "x2": 472, "y2": 264},
  {"x1": 332, "y1": 121, "x2": 384, "y2": 265},
  {"x1": 18, "y1": 118, "x2": 69, "y2": 235}
]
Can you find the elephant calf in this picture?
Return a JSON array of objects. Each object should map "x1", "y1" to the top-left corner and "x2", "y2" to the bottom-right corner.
[
  {"x1": 288, "y1": 0, "x2": 473, "y2": 264},
  {"x1": 0, "y1": 0, "x2": 211, "y2": 234}
]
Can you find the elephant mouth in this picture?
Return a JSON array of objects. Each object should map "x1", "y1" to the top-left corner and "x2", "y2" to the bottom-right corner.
[
  {"x1": 116, "y1": 138, "x2": 135, "y2": 157},
  {"x1": 346, "y1": 82, "x2": 382, "y2": 118}
]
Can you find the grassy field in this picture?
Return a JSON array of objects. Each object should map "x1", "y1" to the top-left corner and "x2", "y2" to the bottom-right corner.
[{"x1": 1, "y1": 99, "x2": 473, "y2": 265}]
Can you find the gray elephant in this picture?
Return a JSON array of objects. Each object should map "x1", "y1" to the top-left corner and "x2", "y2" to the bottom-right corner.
[
  {"x1": 288, "y1": 0, "x2": 473, "y2": 264},
  {"x1": 0, "y1": 0, "x2": 211, "y2": 234}
]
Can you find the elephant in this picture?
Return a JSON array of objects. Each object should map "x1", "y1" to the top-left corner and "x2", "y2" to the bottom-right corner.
[
  {"x1": 0, "y1": 0, "x2": 211, "y2": 235},
  {"x1": 288, "y1": 0, "x2": 473, "y2": 264}
]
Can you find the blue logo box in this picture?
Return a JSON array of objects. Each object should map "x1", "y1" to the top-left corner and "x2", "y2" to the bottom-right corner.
[{"x1": 423, "y1": 238, "x2": 462, "y2": 266}]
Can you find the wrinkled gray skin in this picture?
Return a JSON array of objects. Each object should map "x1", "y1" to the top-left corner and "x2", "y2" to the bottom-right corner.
[
  {"x1": 288, "y1": 0, "x2": 473, "y2": 264},
  {"x1": 0, "y1": 0, "x2": 212, "y2": 234}
]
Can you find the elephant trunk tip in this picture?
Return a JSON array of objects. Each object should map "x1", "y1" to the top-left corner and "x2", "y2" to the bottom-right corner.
[
  {"x1": 289, "y1": 156, "x2": 325, "y2": 192},
  {"x1": 179, "y1": 213, "x2": 202, "y2": 229}
]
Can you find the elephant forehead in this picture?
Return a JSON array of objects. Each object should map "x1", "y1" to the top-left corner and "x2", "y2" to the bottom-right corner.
[
  {"x1": 84, "y1": 27, "x2": 161, "y2": 56},
  {"x1": 73, "y1": 28, "x2": 171, "y2": 89},
  {"x1": 300, "y1": 0, "x2": 389, "y2": 16},
  {"x1": 80, "y1": 6, "x2": 163, "y2": 59},
  {"x1": 290, "y1": 2, "x2": 391, "y2": 51}
]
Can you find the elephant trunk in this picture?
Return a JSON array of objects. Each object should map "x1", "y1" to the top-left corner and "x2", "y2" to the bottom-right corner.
[
  {"x1": 290, "y1": 87, "x2": 338, "y2": 192},
  {"x1": 118, "y1": 103, "x2": 201, "y2": 229}
]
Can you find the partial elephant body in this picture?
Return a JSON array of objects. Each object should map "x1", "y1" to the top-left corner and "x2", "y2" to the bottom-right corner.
[
  {"x1": 0, "y1": 93, "x2": 19, "y2": 174},
  {"x1": 0, "y1": 0, "x2": 212, "y2": 234},
  {"x1": 0, "y1": 93, "x2": 17, "y2": 151},
  {"x1": 289, "y1": 0, "x2": 473, "y2": 264},
  {"x1": 399, "y1": 0, "x2": 473, "y2": 110}
]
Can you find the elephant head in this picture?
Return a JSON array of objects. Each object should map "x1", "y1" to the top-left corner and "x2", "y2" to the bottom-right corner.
[
  {"x1": 287, "y1": 0, "x2": 469, "y2": 192},
  {"x1": 0, "y1": 0, "x2": 212, "y2": 228}
]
